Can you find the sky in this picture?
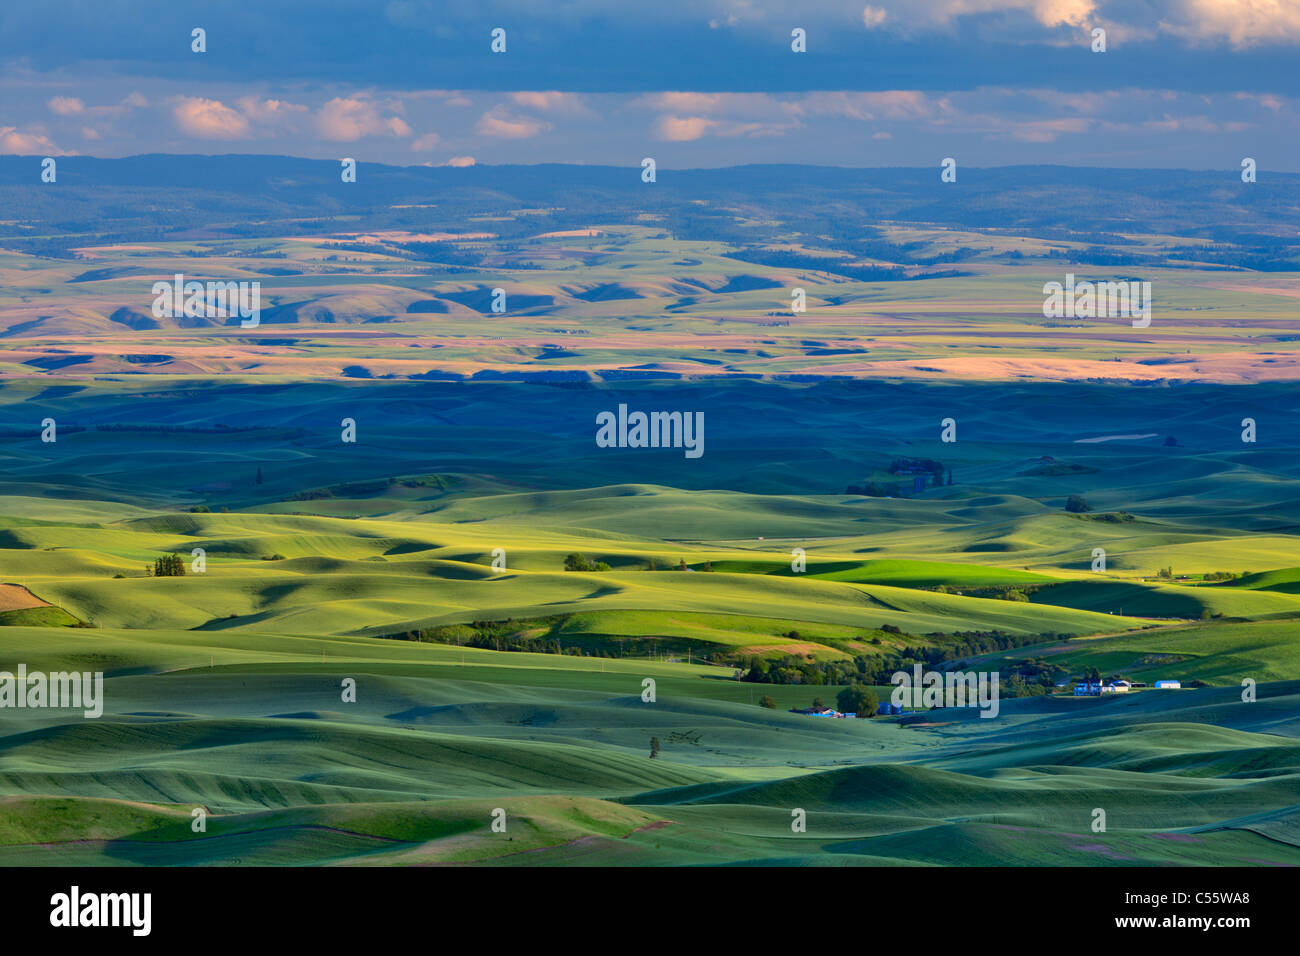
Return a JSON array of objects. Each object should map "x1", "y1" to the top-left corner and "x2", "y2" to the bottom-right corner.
[{"x1": 1, "y1": 0, "x2": 1297, "y2": 170}]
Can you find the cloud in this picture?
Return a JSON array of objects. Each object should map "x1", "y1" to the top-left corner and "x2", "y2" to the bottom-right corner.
[
  {"x1": 509, "y1": 91, "x2": 591, "y2": 114},
  {"x1": 443, "y1": 155, "x2": 475, "y2": 166},
  {"x1": 172, "y1": 97, "x2": 251, "y2": 138},
  {"x1": 476, "y1": 106, "x2": 551, "y2": 138},
  {"x1": 1007, "y1": 116, "x2": 1091, "y2": 141},
  {"x1": 656, "y1": 115, "x2": 717, "y2": 141},
  {"x1": 122, "y1": 91, "x2": 148, "y2": 109},
  {"x1": 641, "y1": 92, "x2": 727, "y2": 113},
  {"x1": 407, "y1": 89, "x2": 474, "y2": 107},
  {"x1": 316, "y1": 97, "x2": 410, "y2": 140},
  {"x1": 236, "y1": 96, "x2": 308, "y2": 124},
  {"x1": 802, "y1": 90, "x2": 939, "y2": 121},
  {"x1": 47, "y1": 96, "x2": 84, "y2": 115},
  {"x1": 0, "y1": 126, "x2": 72, "y2": 155},
  {"x1": 410, "y1": 131, "x2": 441, "y2": 150},
  {"x1": 1162, "y1": 0, "x2": 1300, "y2": 47},
  {"x1": 853, "y1": 0, "x2": 1096, "y2": 31},
  {"x1": 861, "y1": 5, "x2": 888, "y2": 27}
]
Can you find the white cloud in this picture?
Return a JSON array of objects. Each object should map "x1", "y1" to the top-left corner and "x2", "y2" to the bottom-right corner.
[
  {"x1": 656, "y1": 115, "x2": 717, "y2": 141},
  {"x1": 172, "y1": 97, "x2": 250, "y2": 138},
  {"x1": 0, "y1": 126, "x2": 73, "y2": 155},
  {"x1": 509, "y1": 91, "x2": 591, "y2": 114},
  {"x1": 236, "y1": 96, "x2": 308, "y2": 124},
  {"x1": 317, "y1": 97, "x2": 410, "y2": 140},
  {"x1": 862, "y1": 5, "x2": 888, "y2": 27},
  {"x1": 47, "y1": 97, "x2": 84, "y2": 115},
  {"x1": 1162, "y1": 0, "x2": 1300, "y2": 47},
  {"x1": 476, "y1": 106, "x2": 551, "y2": 138}
]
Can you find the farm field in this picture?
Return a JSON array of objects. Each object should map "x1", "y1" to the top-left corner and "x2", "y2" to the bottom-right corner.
[
  {"x1": 1, "y1": 161, "x2": 1298, "y2": 867},
  {"x1": 0, "y1": 375, "x2": 1298, "y2": 866}
]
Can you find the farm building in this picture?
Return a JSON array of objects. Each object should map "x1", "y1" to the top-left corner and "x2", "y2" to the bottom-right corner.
[
  {"x1": 1074, "y1": 679, "x2": 1132, "y2": 696},
  {"x1": 1154, "y1": 680, "x2": 1181, "y2": 689},
  {"x1": 789, "y1": 704, "x2": 847, "y2": 718}
]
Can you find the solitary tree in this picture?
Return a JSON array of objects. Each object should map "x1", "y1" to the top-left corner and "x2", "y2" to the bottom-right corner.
[
  {"x1": 1065, "y1": 494, "x2": 1091, "y2": 514},
  {"x1": 649, "y1": 736, "x2": 661, "y2": 759}
]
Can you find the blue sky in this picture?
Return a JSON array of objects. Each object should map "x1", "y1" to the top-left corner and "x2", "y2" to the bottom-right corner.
[{"x1": 2, "y1": 0, "x2": 1297, "y2": 169}]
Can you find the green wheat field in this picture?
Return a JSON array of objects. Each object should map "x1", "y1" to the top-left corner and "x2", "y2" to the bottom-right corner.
[{"x1": 2, "y1": 163, "x2": 1299, "y2": 866}]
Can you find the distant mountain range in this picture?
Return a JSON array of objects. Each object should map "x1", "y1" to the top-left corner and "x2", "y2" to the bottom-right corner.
[{"x1": 2, "y1": 156, "x2": 1298, "y2": 258}]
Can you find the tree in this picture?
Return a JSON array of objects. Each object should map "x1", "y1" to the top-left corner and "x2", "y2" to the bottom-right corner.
[
  {"x1": 678, "y1": 558, "x2": 688, "y2": 571},
  {"x1": 837, "y1": 684, "x2": 879, "y2": 717},
  {"x1": 1065, "y1": 494, "x2": 1091, "y2": 514},
  {"x1": 153, "y1": 553, "x2": 185, "y2": 577},
  {"x1": 758, "y1": 695, "x2": 776, "y2": 709},
  {"x1": 564, "y1": 553, "x2": 610, "y2": 572},
  {"x1": 649, "y1": 736, "x2": 661, "y2": 759}
]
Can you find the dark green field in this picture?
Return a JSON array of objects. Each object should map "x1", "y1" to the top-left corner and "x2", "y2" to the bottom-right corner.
[{"x1": 0, "y1": 375, "x2": 1298, "y2": 865}]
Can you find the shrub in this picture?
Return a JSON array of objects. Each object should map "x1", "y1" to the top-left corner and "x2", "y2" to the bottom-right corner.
[{"x1": 564, "y1": 552, "x2": 610, "y2": 572}]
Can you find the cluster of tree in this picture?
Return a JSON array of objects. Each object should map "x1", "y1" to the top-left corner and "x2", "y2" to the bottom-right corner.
[
  {"x1": 999, "y1": 656, "x2": 1070, "y2": 695},
  {"x1": 888, "y1": 458, "x2": 946, "y2": 481},
  {"x1": 565, "y1": 553, "x2": 612, "y2": 572},
  {"x1": 835, "y1": 684, "x2": 880, "y2": 717},
  {"x1": 1075, "y1": 511, "x2": 1136, "y2": 523},
  {"x1": 929, "y1": 583, "x2": 1047, "y2": 601},
  {"x1": 844, "y1": 481, "x2": 903, "y2": 497},
  {"x1": 379, "y1": 613, "x2": 1073, "y2": 677},
  {"x1": 390, "y1": 617, "x2": 587, "y2": 656},
  {"x1": 148, "y1": 554, "x2": 186, "y2": 577},
  {"x1": 738, "y1": 627, "x2": 1073, "y2": 686},
  {"x1": 1065, "y1": 494, "x2": 1091, "y2": 513},
  {"x1": 1203, "y1": 571, "x2": 1248, "y2": 582}
]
